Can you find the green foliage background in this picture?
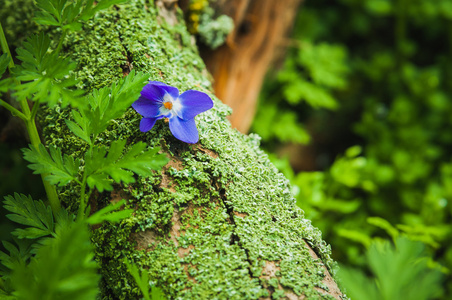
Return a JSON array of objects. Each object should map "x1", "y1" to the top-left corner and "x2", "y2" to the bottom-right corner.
[
  {"x1": 253, "y1": 0, "x2": 452, "y2": 298},
  {"x1": 1, "y1": 0, "x2": 451, "y2": 298}
]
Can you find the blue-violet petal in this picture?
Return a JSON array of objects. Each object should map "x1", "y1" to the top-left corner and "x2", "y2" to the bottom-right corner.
[
  {"x1": 139, "y1": 117, "x2": 158, "y2": 132},
  {"x1": 169, "y1": 117, "x2": 199, "y2": 144},
  {"x1": 132, "y1": 96, "x2": 161, "y2": 118},
  {"x1": 178, "y1": 90, "x2": 214, "y2": 120},
  {"x1": 141, "y1": 81, "x2": 179, "y2": 101}
]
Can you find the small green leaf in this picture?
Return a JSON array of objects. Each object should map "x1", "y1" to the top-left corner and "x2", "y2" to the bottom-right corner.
[
  {"x1": 337, "y1": 265, "x2": 379, "y2": 300},
  {"x1": 67, "y1": 70, "x2": 149, "y2": 144},
  {"x1": 86, "y1": 199, "x2": 133, "y2": 225},
  {"x1": 14, "y1": 33, "x2": 83, "y2": 107},
  {"x1": 11, "y1": 222, "x2": 100, "y2": 300},
  {"x1": 63, "y1": 22, "x2": 83, "y2": 31},
  {"x1": 339, "y1": 238, "x2": 444, "y2": 300},
  {"x1": 298, "y1": 42, "x2": 348, "y2": 89},
  {"x1": 337, "y1": 228, "x2": 372, "y2": 248},
  {"x1": 151, "y1": 286, "x2": 166, "y2": 300},
  {"x1": 65, "y1": 118, "x2": 91, "y2": 144},
  {"x1": 22, "y1": 143, "x2": 80, "y2": 186},
  {"x1": 284, "y1": 79, "x2": 338, "y2": 109},
  {"x1": 79, "y1": 0, "x2": 128, "y2": 21},
  {"x1": 0, "y1": 239, "x2": 33, "y2": 276},
  {"x1": 33, "y1": 10, "x2": 60, "y2": 26},
  {"x1": 3, "y1": 193, "x2": 54, "y2": 239},
  {"x1": 125, "y1": 260, "x2": 151, "y2": 300},
  {"x1": 367, "y1": 217, "x2": 399, "y2": 241},
  {"x1": 34, "y1": 0, "x2": 127, "y2": 31},
  {"x1": 0, "y1": 77, "x2": 14, "y2": 94},
  {"x1": 0, "y1": 53, "x2": 10, "y2": 76},
  {"x1": 252, "y1": 102, "x2": 310, "y2": 144},
  {"x1": 85, "y1": 140, "x2": 168, "y2": 192}
]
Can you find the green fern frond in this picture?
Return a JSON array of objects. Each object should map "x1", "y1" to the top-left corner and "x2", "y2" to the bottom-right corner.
[
  {"x1": 125, "y1": 260, "x2": 151, "y2": 300},
  {"x1": 86, "y1": 199, "x2": 134, "y2": 225},
  {"x1": 0, "y1": 53, "x2": 9, "y2": 76},
  {"x1": 84, "y1": 140, "x2": 168, "y2": 192},
  {"x1": 14, "y1": 33, "x2": 83, "y2": 107},
  {"x1": 3, "y1": 194, "x2": 55, "y2": 239},
  {"x1": 10, "y1": 222, "x2": 100, "y2": 300},
  {"x1": 65, "y1": 70, "x2": 149, "y2": 145},
  {"x1": 22, "y1": 143, "x2": 81, "y2": 187},
  {"x1": 0, "y1": 239, "x2": 33, "y2": 276},
  {"x1": 339, "y1": 237, "x2": 444, "y2": 300},
  {"x1": 34, "y1": 0, "x2": 128, "y2": 30}
]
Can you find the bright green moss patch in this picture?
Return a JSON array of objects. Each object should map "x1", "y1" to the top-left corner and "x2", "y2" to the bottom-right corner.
[{"x1": 26, "y1": 0, "x2": 344, "y2": 298}]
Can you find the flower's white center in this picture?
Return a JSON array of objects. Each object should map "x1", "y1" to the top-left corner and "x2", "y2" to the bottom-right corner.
[{"x1": 160, "y1": 93, "x2": 182, "y2": 118}]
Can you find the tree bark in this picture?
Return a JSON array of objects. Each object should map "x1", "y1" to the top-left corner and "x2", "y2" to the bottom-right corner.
[
  {"x1": 199, "y1": 0, "x2": 303, "y2": 133},
  {"x1": 6, "y1": 0, "x2": 345, "y2": 299}
]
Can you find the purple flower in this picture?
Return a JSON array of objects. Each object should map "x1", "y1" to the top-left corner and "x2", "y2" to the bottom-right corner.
[{"x1": 132, "y1": 81, "x2": 214, "y2": 144}]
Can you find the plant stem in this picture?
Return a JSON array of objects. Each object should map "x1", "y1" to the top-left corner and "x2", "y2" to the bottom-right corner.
[
  {"x1": 77, "y1": 172, "x2": 88, "y2": 221},
  {"x1": 30, "y1": 99, "x2": 40, "y2": 119},
  {"x1": 0, "y1": 23, "x2": 14, "y2": 70},
  {"x1": 55, "y1": 29, "x2": 67, "y2": 57},
  {"x1": 0, "y1": 98, "x2": 27, "y2": 121},
  {"x1": 0, "y1": 22, "x2": 61, "y2": 212},
  {"x1": 25, "y1": 113, "x2": 61, "y2": 213}
]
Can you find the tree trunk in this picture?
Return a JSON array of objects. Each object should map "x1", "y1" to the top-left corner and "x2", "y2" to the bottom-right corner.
[
  {"x1": 199, "y1": 0, "x2": 303, "y2": 133},
  {"x1": 9, "y1": 0, "x2": 344, "y2": 299}
]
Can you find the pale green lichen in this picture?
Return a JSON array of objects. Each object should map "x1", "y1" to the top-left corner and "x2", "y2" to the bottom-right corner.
[
  {"x1": 196, "y1": 6, "x2": 234, "y2": 49},
  {"x1": 8, "y1": 0, "x2": 342, "y2": 298},
  {"x1": 185, "y1": 0, "x2": 234, "y2": 49}
]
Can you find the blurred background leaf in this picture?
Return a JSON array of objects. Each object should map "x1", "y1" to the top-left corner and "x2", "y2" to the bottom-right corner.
[{"x1": 339, "y1": 237, "x2": 444, "y2": 300}]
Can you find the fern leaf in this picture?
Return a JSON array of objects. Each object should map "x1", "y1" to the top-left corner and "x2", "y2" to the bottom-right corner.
[
  {"x1": 34, "y1": 0, "x2": 127, "y2": 30},
  {"x1": 84, "y1": 140, "x2": 168, "y2": 192},
  {"x1": 0, "y1": 239, "x2": 33, "y2": 279},
  {"x1": 3, "y1": 194, "x2": 54, "y2": 239},
  {"x1": 86, "y1": 199, "x2": 133, "y2": 224},
  {"x1": 11, "y1": 222, "x2": 100, "y2": 300},
  {"x1": 339, "y1": 237, "x2": 444, "y2": 300},
  {"x1": 0, "y1": 53, "x2": 10, "y2": 77},
  {"x1": 66, "y1": 70, "x2": 149, "y2": 144},
  {"x1": 79, "y1": 0, "x2": 127, "y2": 21},
  {"x1": 86, "y1": 173, "x2": 112, "y2": 192},
  {"x1": 22, "y1": 143, "x2": 80, "y2": 186},
  {"x1": 124, "y1": 260, "x2": 151, "y2": 300},
  {"x1": 65, "y1": 111, "x2": 92, "y2": 144},
  {"x1": 14, "y1": 33, "x2": 83, "y2": 107}
]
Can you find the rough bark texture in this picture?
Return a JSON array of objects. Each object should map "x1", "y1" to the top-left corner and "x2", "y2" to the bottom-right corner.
[
  {"x1": 200, "y1": 0, "x2": 303, "y2": 133},
  {"x1": 2, "y1": 0, "x2": 344, "y2": 299}
]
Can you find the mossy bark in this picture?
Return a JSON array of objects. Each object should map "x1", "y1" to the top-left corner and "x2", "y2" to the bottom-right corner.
[{"x1": 4, "y1": 0, "x2": 345, "y2": 299}]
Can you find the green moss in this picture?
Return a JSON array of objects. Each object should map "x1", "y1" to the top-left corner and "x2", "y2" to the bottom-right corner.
[{"x1": 23, "y1": 0, "x2": 342, "y2": 298}]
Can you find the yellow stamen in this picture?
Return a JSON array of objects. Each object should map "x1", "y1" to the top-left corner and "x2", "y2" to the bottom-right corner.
[{"x1": 164, "y1": 101, "x2": 173, "y2": 110}]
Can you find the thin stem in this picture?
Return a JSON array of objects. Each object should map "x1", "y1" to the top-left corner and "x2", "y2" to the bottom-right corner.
[
  {"x1": 0, "y1": 23, "x2": 14, "y2": 70},
  {"x1": 77, "y1": 172, "x2": 88, "y2": 221},
  {"x1": 0, "y1": 98, "x2": 27, "y2": 121},
  {"x1": 0, "y1": 22, "x2": 61, "y2": 212},
  {"x1": 30, "y1": 99, "x2": 40, "y2": 120},
  {"x1": 25, "y1": 116, "x2": 61, "y2": 212},
  {"x1": 54, "y1": 29, "x2": 67, "y2": 57}
]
